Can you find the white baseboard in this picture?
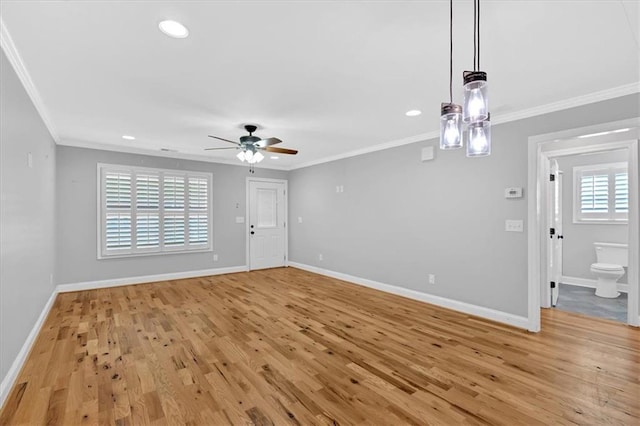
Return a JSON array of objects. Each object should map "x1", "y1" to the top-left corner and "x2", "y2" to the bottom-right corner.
[
  {"x1": 56, "y1": 265, "x2": 248, "y2": 293},
  {"x1": 561, "y1": 275, "x2": 628, "y2": 293},
  {"x1": 0, "y1": 288, "x2": 58, "y2": 409},
  {"x1": 288, "y1": 262, "x2": 529, "y2": 330}
]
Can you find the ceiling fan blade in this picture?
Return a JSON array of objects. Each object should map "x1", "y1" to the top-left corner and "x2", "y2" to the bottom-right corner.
[
  {"x1": 256, "y1": 137, "x2": 282, "y2": 147},
  {"x1": 204, "y1": 147, "x2": 238, "y2": 151},
  {"x1": 264, "y1": 146, "x2": 298, "y2": 155},
  {"x1": 208, "y1": 135, "x2": 240, "y2": 145}
]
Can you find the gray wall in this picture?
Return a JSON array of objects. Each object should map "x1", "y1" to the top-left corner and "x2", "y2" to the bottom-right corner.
[
  {"x1": 289, "y1": 94, "x2": 640, "y2": 317},
  {"x1": 557, "y1": 150, "x2": 628, "y2": 282},
  {"x1": 56, "y1": 146, "x2": 287, "y2": 284},
  {"x1": 0, "y1": 50, "x2": 57, "y2": 381}
]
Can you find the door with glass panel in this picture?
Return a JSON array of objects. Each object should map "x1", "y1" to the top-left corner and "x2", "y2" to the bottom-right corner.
[{"x1": 248, "y1": 179, "x2": 286, "y2": 270}]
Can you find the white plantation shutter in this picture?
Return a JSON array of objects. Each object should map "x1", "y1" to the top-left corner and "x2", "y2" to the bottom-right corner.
[
  {"x1": 106, "y1": 213, "x2": 131, "y2": 249},
  {"x1": 615, "y1": 172, "x2": 629, "y2": 213},
  {"x1": 99, "y1": 165, "x2": 211, "y2": 257},
  {"x1": 580, "y1": 174, "x2": 608, "y2": 213},
  {"x1": 574, "y1": 162, "x2": 628, "y2": 223},
  {"x1": 136, "y1": 174, "x2": 159, "y2": 209},
  {"x1": 104, "y1": 172, "x2": 132, "y2": 250},
  {"x1": 188, "y1": 177, "x2": 209, "y2": 246}
]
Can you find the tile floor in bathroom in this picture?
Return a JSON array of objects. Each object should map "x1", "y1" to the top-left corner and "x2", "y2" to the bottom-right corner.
[{"x1": 555, "y1": 283, "x2": 628, "y2": 323}]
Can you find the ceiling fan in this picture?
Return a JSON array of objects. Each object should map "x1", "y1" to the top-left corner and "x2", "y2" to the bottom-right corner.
[{"x1": 206, "y1": 125, "x2": 298, "y2": 172}]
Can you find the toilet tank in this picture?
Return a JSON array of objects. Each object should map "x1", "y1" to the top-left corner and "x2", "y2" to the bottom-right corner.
[{"x1": 594, "y1": 242, "x2": 628, "y2": 266}]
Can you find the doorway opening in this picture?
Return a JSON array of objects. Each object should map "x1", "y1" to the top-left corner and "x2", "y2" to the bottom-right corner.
[
  {"x1": 548, "y1": 151, "x2": 630, "y2": 323},
  {"x1": 246, "y1": 177, "x2": 288, "y2": 271},
  {"x1": 527, "y1": 118, "x2": 639, "y2": 331}
]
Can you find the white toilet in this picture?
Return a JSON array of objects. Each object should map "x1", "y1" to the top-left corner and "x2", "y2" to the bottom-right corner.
[{"x1": 590, "y1": 242, "x2": 628, "y2": 298}]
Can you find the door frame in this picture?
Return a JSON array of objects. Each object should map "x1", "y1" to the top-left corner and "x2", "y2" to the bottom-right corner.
[
  {"x1": 245, "y1": 177, "x2": 289, "y2": 271},
  {"x1": 527, "y1": 118, "x2": 640, "y2": 331}
]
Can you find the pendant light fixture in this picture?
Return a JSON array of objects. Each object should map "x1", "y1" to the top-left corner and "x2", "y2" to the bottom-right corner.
[
  {"x1": 464, "y1": 0, "x2": 491, "y2": 157},
  {"x1": 463, "y1": 0, "x2": 489, "y2": 123},
  {"x1": 440, "y1": 0, "x2": 463, "y2": 150}
]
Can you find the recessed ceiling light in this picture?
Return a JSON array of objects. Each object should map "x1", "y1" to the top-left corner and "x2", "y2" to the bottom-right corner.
[
  {"x1": 122, "y1": 135, "x2": 135, "y2": 140},
  {"x1": 406, "y1": 110, "x2": 422, "y2": 117},
  {"x1": 270, "y1": 156, "x2": 279, "y2": 160},
  {"x1": 158, "y1": 20, "x2": 189, "y2": 39}
]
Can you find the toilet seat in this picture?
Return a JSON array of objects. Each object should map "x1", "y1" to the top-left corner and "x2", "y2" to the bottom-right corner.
[{"x1": 591, "y1": 263, "x2": 624, "y2": 272}]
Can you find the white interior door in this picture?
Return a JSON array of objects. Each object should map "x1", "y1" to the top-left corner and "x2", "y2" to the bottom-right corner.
[
  {"x1": 549, "y1": 161, "x2": 564, "y2": 307},
  {"x1": 248, "y1": 179, "x2": 286, "y2": 270}
]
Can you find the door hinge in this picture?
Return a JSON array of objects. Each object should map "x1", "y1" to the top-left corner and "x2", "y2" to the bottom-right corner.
[
  {"x1": 550, "y1": 281, "x2": 556, "y2": 289},
  {"x1": 549, "y1": 227, "x2": 555, "y2": 238},
  {"x1": 284, "y1": 221, "x2": 286, "y2": 228},
  {"x1": 550, "y1": 173, "x2": 555, "y2": 182}
]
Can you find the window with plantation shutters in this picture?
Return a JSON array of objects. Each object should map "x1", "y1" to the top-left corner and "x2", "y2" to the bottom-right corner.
[
  {"x1": 573, "y1": 162, "x2": 628, "y2": 223},
  {"x1": 98, "y1": 164, "x2": 212, "y2": 258}
]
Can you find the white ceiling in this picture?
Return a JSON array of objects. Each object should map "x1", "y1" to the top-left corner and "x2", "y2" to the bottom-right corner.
[{"x1": 1, "y1": 1, "x2": 638, "y2": 169}]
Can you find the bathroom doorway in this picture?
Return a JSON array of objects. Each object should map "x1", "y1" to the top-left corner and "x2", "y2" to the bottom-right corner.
[
  {"x1": 527, "y1": 118, "x2": 639, "y2": 331},
  {"x1": 548, "y1": 150, "x2": 629, "y2": 323}
]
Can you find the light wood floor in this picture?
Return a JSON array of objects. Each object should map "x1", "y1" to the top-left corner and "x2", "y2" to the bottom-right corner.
[{"x1": 1, "y1": 267, "x2": 638, "y2": 425}]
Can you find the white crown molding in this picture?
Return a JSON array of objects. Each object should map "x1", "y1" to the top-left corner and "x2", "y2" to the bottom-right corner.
[
  {"x1": 289, "y1": 131, "x2": 439, "y2": 171},
  {"x1": 492, "y1": 82, "x2": 640, "y2": 126},
  {"x1": 288, "y1": 262, "x2": 530, "y2": 330},
  {"x1": 289, "y1": 83, "x2": 640, "y2": 171},
  {"x1": 0, "y1": 17, "x2": 60, "y2": 143},
  {"x1": 58, "y1": 138, "x2": 290, "y2": 171}
]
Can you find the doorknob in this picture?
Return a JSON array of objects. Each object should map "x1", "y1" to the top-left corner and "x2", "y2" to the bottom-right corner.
[{"x1": 251, "y1": 231, "x2": 255, "y2": 235}]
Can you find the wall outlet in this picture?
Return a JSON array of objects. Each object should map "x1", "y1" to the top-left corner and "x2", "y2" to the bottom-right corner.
[
  {"x1": 213, "y1": 254, "x2": 219, "y2": 261},
  {"x1": 428, "y1": 274, "x2": 436, "y2": 284},
  {"x1": 298, "y1": 216, "x2": 303, "y2": 223},
  {"x1": 27, "y1": 152, "x2": 33, "y2": 168},
  {"x1": 319, "y1": 254, "x2": 323, "y2": 261}
]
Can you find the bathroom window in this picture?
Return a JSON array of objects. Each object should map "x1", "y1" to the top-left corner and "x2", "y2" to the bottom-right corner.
[
  {"x1": 573, "y1": 162, "x2": 628, "y2": 224},
  {"x1": 98, "y1": 164, "x2": 212, "y2": 258}
]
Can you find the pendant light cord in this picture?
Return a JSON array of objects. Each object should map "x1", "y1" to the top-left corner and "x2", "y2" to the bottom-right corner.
[
  {"x1": 449, "y1": 0, "x2": 453, "y2": 103},
  {"x1": 477, "y1": 0, "x2": 480, "y2": 70}
]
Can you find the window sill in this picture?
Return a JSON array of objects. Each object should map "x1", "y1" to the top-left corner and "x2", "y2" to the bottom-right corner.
[{"x1": 97, "y1": 246, "x2": 212, "y2": 260}]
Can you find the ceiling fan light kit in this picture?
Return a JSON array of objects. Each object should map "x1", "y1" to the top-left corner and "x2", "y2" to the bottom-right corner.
[
  {"x1": 439, "y1": 0, "x2": 491, "y2": 157},
  {"x1": 206, "y1": 124, "x2": 298, "y2": 173}
]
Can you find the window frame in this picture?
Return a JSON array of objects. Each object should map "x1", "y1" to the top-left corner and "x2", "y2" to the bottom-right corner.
[
  {"x1": 97, "y1": 163, "x2": 213, "y2": 259},
  {"x1": 572, "y1": 161, "x2": 628, "y2": 224}
]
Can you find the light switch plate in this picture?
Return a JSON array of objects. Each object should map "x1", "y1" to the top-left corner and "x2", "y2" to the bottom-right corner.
[
  {"x1": 505, "y1": 219, "x2": 524, "y2": 232},
  {"x1": 235, "y1": 216, "x2": 245, "y2": 223},
  {"x1": 504, "y1": 187, "x2": 523, "y2": 198}
]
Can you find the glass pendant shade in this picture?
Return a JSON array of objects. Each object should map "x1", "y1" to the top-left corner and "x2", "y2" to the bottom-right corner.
[
  {"x1": 253, "y1": 151, "x2": 264, "y2": 163},
  {"x1": 236, "y1": 151, "x2": 246, "y2": 162},
  {"x1": 440, "y1": 103, "x2": 463, "y2": 150},
  {"x1": 466, "y1": 118, "x2": 491, "y2": 157},
  {"x1": 462, "y1": 71, "x2": 488, "y2": 123}
]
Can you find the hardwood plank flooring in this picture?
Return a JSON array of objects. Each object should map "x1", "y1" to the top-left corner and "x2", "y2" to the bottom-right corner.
[{"x1": 1, "y1": 267, "x2": 638, "y2": 425}]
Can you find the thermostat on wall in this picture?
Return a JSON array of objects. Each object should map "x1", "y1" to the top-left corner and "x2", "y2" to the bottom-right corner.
[{"x1": 504, "y1": 187, "x2": 523, "y2": 199}]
